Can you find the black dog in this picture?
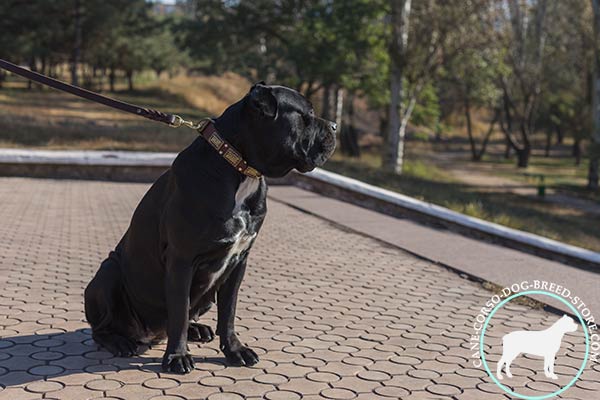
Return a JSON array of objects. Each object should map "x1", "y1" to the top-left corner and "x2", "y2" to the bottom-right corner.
[{"x1": 84, "y1": 83, "x2": 336, "y2": 373}]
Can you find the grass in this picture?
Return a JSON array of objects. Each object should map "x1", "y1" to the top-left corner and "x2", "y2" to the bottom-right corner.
[
  {"x1": 323, "y1": 150, "x2": 600, "y2": 252},
  {"x1": 0, "y1": 73, "x2": 250, "y2": 151},
  {"x1": 481, "y1": 282, "x2": 545, "y2": 310}
]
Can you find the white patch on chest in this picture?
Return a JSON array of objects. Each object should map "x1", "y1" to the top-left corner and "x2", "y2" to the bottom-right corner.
[{"x1": 206, "y1": 178, "x2": 260, "y2": 289}]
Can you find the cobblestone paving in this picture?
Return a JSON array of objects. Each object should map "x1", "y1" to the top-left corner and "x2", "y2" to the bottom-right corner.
[{"x1": 0, "y1": 177, "x2": 598, "y2": 399}]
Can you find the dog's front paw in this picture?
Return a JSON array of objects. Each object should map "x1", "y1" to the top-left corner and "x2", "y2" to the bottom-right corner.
[
  {"x1": 549, "y1": 373, "x2": 558, "y2": 380},
  {"x1": 162, "y1": 351, "x2": 195, "y2": 374},
  {"x1": 223, "y1": 345, "x2": 259, "y2": 366},
  {"x1": 188, "y1": 322, "x2": 215, "y2": 343},
  {"x1": 220, "y1": 335, "x2": 259, "y2": 366}
]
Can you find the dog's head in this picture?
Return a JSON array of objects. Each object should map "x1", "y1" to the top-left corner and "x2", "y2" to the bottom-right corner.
[
  {"x1": 238, "y1": 82, "x2": 337, "y2": 178},
  {"x1": 557, "y1": 315, "x2": 578, "y2": 333}
]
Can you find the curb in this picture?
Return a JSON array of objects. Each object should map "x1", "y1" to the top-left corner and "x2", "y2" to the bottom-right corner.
[
  {"x1": 0, "y1": 149, "x2": 173, "y2": 182},
  {"x1": 1, "y1": 148, "x2": 598, "y2": 269},
  {"x1": 273, "y1": 169, "x2": 600, "y2": 270}
]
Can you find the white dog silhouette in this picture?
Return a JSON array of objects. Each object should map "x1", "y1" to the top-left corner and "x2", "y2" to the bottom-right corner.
[{"x1": 496, "y1": 315, "x2": 578, "y2": 380}]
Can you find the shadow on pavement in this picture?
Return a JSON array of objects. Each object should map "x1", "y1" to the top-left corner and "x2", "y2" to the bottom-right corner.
[{"x1": 0, "y1": 329, "x2": 227, "y2": 388}]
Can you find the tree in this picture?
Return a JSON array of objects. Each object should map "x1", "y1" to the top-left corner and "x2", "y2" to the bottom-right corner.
[
  {"x1": 185, "y1": 1, "x2": 382, "y2": 96},
  {"x1": 71, "y1": 0, "x2": 83, "y2": 85},
  {"x1": 385, "y1": 0, "x2": 412, "y2": 174},
  {"x1": 0, "y1": 0, "x2": 151, "y2": 90},
  {"x1": 102, "y1": 0, "x2": 156, "y2": 91},
  {"x1": 494, "y1": 0, "x2": 550, "y2": 168},
  {"x1": 590, "y1": 0, "x2": 600, "y2": 190},
  {"x1": 536, "y1": 0, "x2": 593, "y2": 164},
  {"x1": 148, "y1": 27, "x2": 185, "y2": 78},
  {"x1": 384, "y1": 0, "x2": 493, "y2": 173},
  {"x1": 440, "y1": 3, "x2": 501, "y2": 162}
]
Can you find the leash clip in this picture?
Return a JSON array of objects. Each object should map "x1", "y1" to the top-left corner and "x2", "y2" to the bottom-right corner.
[{"x1": 170, "y1": 115, "x2": 210, "y2": 131}]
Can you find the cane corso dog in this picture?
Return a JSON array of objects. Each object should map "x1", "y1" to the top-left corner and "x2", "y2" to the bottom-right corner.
[{"x1": 84, "y1": 83, "x2": 337, "y2": 373}]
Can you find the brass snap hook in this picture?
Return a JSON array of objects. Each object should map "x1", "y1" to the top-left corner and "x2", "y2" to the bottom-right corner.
[{"x1": 170, "y1": 116, "x2": 211, "y2": 132}]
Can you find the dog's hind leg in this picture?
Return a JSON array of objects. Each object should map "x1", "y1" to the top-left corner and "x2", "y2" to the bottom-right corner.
[
  {"x1": 504, "y1": 357, "x2": 514, "y2": 378},
  {"x1": 84, "y1": 252, "x2": 139, "y2": 357}
]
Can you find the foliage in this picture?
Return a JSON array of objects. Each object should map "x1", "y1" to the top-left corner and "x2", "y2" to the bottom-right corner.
[
  {"x1": 183, "y1": 0, "x2": 385, "y2": 96},
  {"x1": 410, "y1": 83, "x2": 440, "y2": 129},
  {"x1": 0, "y1": 0, "x2": 184, "y2": 90}
]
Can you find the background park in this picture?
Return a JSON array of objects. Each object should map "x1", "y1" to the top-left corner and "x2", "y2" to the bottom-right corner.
[{"x1": 1, "y1": 0, "x2": 600, "y2": 252}]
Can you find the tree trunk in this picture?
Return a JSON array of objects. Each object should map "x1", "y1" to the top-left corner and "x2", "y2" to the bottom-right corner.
[
  {"x1": 40, "y1": 56, "x2": 47, "y2": 76},
  {"x1": 341, "y1": 93, "x2": 360, "y2": 157},
  {"x1": 501, "y1": 92, "x2": 513, "y2": 159},
  {"x1": 386, "y1": 66, "x2": 403, "y2": 173},
  {"x1": 322, "y1": 84, "x2": 332, "y2": 121},
  {"x1": 504, "y1": 137, "x2": 512, "y2": 159},
  {"x1": 464, "y1": 95, "x2": 478, "y2": 161},
  {"x1": 516, "y1": 146, "x2": 530, "y2": 168},
  {"x1": 473, "y1": 110, "x2": 499, "y2": 161},
  {"x1": 126, "y1": 70, "x2": 134, "y2": 91},
  {"x1": 589, "y1": 0, "x2": 600, "y2": 190},
  {"x1": 335, "y1": 87, "x2": 344, "y2": 134},
  {"x1": 98, "y1": 68, "x2": 105, "y2": 92},
  {"x1": 384, "y1": 0, "x2": 412, "y2": 174},
  {"x1": 573, "y1": 138, "x2": 582, "y2": 165},
  {"x1": 589, "y1": 159, "x2": 599, "y2": 189},
  {"x1": 109, "y1": 67, "x2": 116, "y2": 92},
  {"x1": 555, "y1": 124, "x2": 564, "y2": 144},
  {"x1": 71, "y1": 0, "x2": 82, "y2": 86},
  {"x1": 380, "y1": 109, "x2": 389, "y2": 140},
  {"x1": 544, "y1": 129, "x2": 551, "y2": 157},
  {"x1": 28, "y1": 57, "x2": 36, "y2": 90},
  {"x1": 517, "y1": 123, "x2": 532, "y2": 168}
]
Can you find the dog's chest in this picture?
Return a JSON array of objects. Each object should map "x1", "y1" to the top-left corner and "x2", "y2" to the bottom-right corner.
[{"x1": 206, "y1": 178, "x2": 261, "y2": 287}]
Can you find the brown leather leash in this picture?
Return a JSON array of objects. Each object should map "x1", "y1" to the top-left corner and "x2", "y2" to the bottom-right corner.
[{"x1": 0, "y1": 58, "x2": 262, "y2": 178}]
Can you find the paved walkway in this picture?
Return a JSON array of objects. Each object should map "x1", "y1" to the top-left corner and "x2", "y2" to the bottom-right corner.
[
  {"x1": 268, "y1": 186, "x2": 600, "y2": 316},
  {"x1": 0, "y1": 178, "x2": 598, "y2": 399}
]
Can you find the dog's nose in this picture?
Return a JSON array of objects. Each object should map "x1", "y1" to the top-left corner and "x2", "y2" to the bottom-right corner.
[{"x1": 329, "y1": 122, "x2": 337, "y2": 132}]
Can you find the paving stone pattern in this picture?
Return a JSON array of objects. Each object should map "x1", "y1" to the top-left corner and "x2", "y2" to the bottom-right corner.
[{"x1": 0, "y1": 178, "x2": 598, "y2": 399}]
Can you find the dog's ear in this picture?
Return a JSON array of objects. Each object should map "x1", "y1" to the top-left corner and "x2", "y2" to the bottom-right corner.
[{"x1": 248, "y1": 83, "x2": 277, "y2": 119}]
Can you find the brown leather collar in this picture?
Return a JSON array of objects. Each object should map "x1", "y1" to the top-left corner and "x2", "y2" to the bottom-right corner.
[{"x1": 197, "y1": 120, "x2": 262, "y2": 179}]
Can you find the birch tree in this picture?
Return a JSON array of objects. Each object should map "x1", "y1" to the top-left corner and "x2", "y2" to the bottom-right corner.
[
  {"x1": 384, "y1": 0, "x2": 412, "y2": 173},
  {"x1": 589, "y1": 0, "x2": 600, "y2": 190}
]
